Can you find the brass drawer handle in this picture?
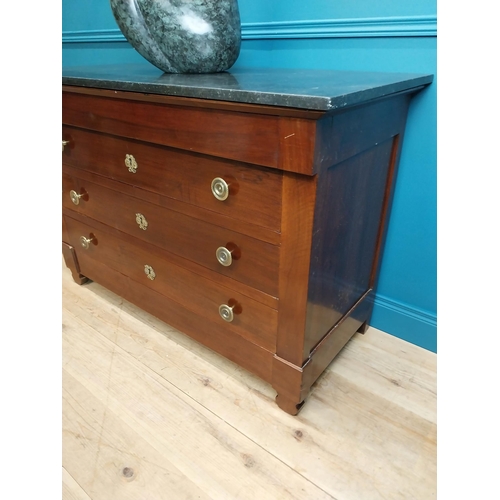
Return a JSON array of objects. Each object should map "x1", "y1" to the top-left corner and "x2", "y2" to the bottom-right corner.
[
  {"x1": 219, "y1": 300, "x2": 241, "y2": 323},
  {"x1": 211, "y1": 177, "x2": 229, "y2": 201},
  {"x1": 80, "y1": 234, "x2": 95, "y2": 250},
  {"x1": 62, "y1": 140, "x2": 70, "y2": 152},
  {"x1": 70, "y1": 189, "x2": 86, "y2": 206},
  {"x1": 125, "y1": 154, "x2": 138, "y2": 173},
  {"x1": 216, "y1": 247, "x2": 232, "y2": 266},
  {"x1": 216, "y1": 243, "x2": 241, "y2": 267},
  {"x1": 135, "y1": 213, "x2": 148, "y2": 230},
  {"x1": 219, "y1": 304, "x2": 235, "y2": 322},
  {"x1": 144, "y1": 264, "x2": 156, "y2": 280}
]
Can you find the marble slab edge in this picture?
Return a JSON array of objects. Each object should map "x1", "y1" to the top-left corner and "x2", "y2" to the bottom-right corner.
[{"x1": 62, "y1": 73, "x2": 433, "y2": 112}]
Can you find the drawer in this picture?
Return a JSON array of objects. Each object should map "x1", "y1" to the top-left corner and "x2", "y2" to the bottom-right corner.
[
  {"x1": 62, "y1": 125, "x2": 282, "y2": 230},
  {"x1": 63, "y1": 172, "x2": 280, "y2": 297},
  {"x1": 65, "y1": 215, "x2": 277, "y2": 351},
  {"x1": 62, "y1": 91, "x2": 282, "y2": 168}
]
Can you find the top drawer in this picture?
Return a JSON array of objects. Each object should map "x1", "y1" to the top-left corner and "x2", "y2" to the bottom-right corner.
[
  {"x1": 62, "y1": 91, "x2": 282, "y2": 168},
  {"x1": 62, "y1": 126, "x2": 282, "y2": 231}
]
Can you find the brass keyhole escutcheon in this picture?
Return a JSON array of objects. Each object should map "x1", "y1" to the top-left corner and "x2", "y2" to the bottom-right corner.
[
  {"x1": 144, "y1": 265, "x2": 156, "y2": 281},
  {"x1": 125, "y1": 154, "x2": 138, "y2": 173},
  {"x1": 135, "y1": 213, "x2": 148, "y2": 230}
]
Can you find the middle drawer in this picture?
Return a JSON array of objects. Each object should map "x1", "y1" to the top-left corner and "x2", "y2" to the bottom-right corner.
[{"x1": 63, "y1": 172, "x2": 280, "y2": 297}]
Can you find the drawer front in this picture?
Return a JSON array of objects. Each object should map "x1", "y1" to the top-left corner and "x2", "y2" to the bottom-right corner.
[
  {"x1": 62, "y1": 125, "x2": 282, "y2": 230},
  {"x1": 63, "y1": 173, "x2": 280, "y2": 297},
  {"x1": 66, "y1": 251, "x2": 274, "y2": 382},
  {"x1": 65, "y1": 215, "x2": 277, "y2": 351},
  {"x1": 62, "y1": 91, "x2": 281, "y2": 168}
]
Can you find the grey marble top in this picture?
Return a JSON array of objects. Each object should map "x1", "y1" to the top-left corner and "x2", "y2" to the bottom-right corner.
[{"x1": 62, "y1": 64, "x2": 433, "y2": 111}]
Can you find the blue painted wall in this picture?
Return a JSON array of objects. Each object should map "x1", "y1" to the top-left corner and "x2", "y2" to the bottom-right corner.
[{"x1": 62, "y1": 1, "x2": 437, "y2": 352}]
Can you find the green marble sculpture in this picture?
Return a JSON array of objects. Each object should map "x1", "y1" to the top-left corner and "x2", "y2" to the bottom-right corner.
[{"x1": 110, "y1": 0, "x2": 241, "y2": 73}]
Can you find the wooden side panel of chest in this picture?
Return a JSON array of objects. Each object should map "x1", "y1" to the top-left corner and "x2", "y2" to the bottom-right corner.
[
  {"x1": 272, "y1": 94, "x2": 412, "y2": 414},
  {"x1": 62, "y1": 87, "x2": 414, "y2": 415}
]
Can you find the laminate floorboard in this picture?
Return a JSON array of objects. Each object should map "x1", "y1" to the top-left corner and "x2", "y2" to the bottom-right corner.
[{"x1": 62, "y1": 259, "x2": 436, "y2": 500}]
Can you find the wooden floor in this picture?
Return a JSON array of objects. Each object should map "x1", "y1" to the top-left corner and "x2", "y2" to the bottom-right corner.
[{"x1": 62, "y1": 259, "x2": 437, "y2": 500}]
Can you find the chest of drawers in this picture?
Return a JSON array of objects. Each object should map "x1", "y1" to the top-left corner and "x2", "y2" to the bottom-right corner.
[{"x1": 62, "y1": 66, "x2": 432, "y2": 414}]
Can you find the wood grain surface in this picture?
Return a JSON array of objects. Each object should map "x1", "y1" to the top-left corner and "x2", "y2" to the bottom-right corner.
[
  {"x1": 62, "y1": 172, "x2": 280, "y2": 297},
  {"x1": 62, "y1": 125, "x2": 284, "y2": 231},
  {"x1": 61, "y1": 84, "x2": 425, "y2": 422},
  {"x1": 64, "y1": 215, "x2": 278, "y2": 351},
  {"x1": 62, "y1": 258, "x2": 437, "y2": 500},
  {"x1": 62, "y1": 91, "x2": 283, "y2": 169}
]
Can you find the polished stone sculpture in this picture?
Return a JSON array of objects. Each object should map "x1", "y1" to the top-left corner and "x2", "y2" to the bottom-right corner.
[{"x1": 110, "y1": 0, "x2": 241, "y2": 73}]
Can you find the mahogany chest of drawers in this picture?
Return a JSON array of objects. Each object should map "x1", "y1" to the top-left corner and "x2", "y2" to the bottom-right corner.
[{"x1": 62, "y1": 66, "x2": 432, "y2": 414}]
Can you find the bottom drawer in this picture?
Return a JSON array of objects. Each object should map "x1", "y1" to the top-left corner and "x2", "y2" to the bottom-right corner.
[
  {"x1": 64, "y1": 215, "x2": 278, "y2": 352},
  {"x1": 66, "y1": 251, "x2": 274, "y2": 383}
]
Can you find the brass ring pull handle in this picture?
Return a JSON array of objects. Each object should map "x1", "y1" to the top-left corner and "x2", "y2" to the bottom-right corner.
[
  {"x1": 80, "y1": 235, "x2": 95, "y2": 250},
  {"x1": 70, "y1": 190, "x2": 86, "y2": 206},
  {"x1": 211, "y1": 177, "x2": 229, "y2": 201},
  {"x1": 125, "y1": 154, "x2": 138, "y2": 173},
  {"x1": 144, "y1": 264, "x2": 156, "y2": 281},
  {"x1": 219, "y1": 299, "x2": 242, "y2": 322},
  {"x1": 62, "y1": 140, "x2": 70, "y2": 152},
  {"x1": 216, "y1": 243, "x2": 241, "y2": 267}
]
